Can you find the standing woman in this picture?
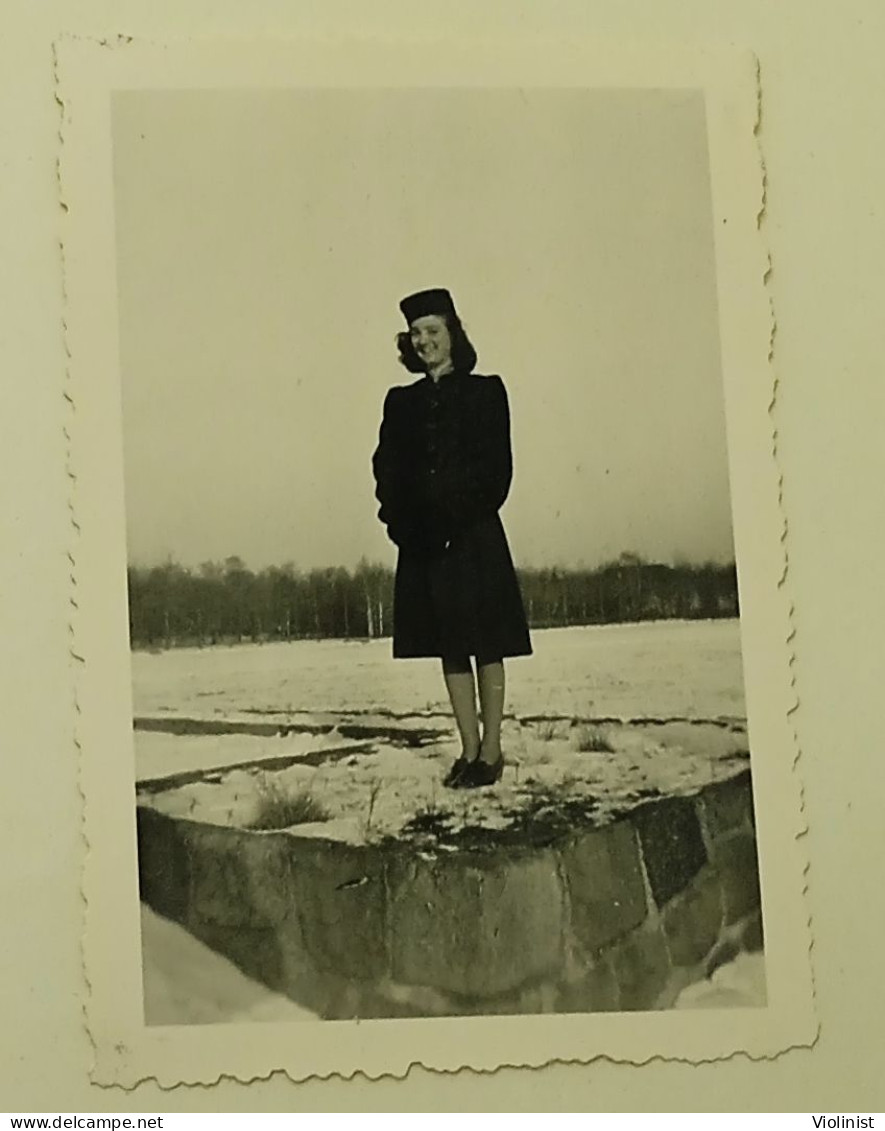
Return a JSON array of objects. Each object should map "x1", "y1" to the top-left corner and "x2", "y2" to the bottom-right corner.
[{"x1": 372, "y1": 288, "x2": 532, "y2": 789}]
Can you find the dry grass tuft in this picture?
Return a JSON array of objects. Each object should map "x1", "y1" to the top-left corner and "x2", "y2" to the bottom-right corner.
[
  {"x1": 248, "y1": 775, "x2": 330, "y2": 830},
  {"x1": 574, "y1": 725, "x2": 615, "y2": 753},
  {"x1": 535, "y1": 719, "x2": 559, "y2": 742}
]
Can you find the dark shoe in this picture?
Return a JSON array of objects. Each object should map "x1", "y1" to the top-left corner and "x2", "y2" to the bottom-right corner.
[
  {"x1": 442, "y1": 758, "x2": 470, "y2": 789},
  {"x1": 462, "y1": 756, "x2": 504, "y2": 788}
]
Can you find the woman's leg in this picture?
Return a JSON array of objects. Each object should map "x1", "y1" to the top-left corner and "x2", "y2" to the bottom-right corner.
[
  {"x1": 477, "y1": 657, "x2": 505, "y2": 764},
  {"x1": 442, "y1": 655, "x2": 480, "y2": 761}
]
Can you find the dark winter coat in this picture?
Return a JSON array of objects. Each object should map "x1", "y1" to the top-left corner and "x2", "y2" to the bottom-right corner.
[{"x1": 372, "y1": 369, "x2": 533, "y2": 660}]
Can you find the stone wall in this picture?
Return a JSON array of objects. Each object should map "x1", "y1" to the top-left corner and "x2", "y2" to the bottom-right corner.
[{"x1": 136, "y1": 768, "x2": 763, "y2": 1019}]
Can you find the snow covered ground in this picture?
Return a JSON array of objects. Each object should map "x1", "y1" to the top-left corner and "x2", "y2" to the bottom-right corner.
[
  {"x1": 131, "y1": 619, "x2": 747, "y2": 723},
  {"x1": 134, "y1": 620, "x2": 749, "y2": 845},
  {"x1": 141, "y1": 906, "x2": 320, "y2": 1025},
  {"x1": 137, "y1": 713, "x2": 750, "y2": 846},
  {"x1": 674, "y1": 953, "x2": 767, "y2": 1010},
  {"x1": 135, "y1": 728, "x2": 369, "y2": 783}
]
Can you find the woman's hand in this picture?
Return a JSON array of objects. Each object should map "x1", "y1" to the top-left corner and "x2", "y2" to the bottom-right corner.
[{"x1": 388, "y1": 507, "x2": 451, "y2": 556}]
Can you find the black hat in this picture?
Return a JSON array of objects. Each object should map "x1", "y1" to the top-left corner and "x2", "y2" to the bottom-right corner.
[{"x1": 399, "y1": 287, "x2": 456, "y2": 324}]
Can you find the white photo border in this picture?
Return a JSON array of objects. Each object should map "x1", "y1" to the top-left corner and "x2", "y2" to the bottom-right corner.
[{"x1": 56, "y1": 34, "x2": 815, "y2": 1086}]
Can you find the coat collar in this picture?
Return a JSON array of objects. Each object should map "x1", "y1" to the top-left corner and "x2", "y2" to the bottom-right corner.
[{"x1": 420, "y1": 367, "x2": 472, "y2": 389}]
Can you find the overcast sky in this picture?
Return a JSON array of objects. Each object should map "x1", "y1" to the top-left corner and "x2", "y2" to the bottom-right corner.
[{"x1": 112, "y1": 86, "x2": 734, "y2": 573}]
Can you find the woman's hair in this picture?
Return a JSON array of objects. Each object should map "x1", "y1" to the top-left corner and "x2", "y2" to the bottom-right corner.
[{"x1": 396, "y1": 313, "x2": 478, "y2": 374}]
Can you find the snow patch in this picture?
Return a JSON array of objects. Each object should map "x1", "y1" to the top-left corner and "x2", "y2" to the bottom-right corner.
[
  {"x1": 141, "y1": 905, "x2": 320, "y2": 1025},
  {"x1": 137, "y1": 711, "x2": 749, "y2": 846},
  {"x1": 132, "y1": 620, "x2": 747, "y2": 721}
]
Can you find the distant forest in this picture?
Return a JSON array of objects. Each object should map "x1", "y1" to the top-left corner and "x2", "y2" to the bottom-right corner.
[{"x1": 127, "y1": 553, "x2": 739, "y2": 650}]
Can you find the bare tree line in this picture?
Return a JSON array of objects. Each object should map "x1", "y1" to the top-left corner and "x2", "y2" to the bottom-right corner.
[{"x1": 127, "y1": 552, "x2": 739, "y2": 651}]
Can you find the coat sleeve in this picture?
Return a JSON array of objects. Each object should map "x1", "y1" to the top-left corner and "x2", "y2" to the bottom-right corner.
[
  {"x1": 373, "y1": 387, "x2": 440, "y2": 551},
  {"x1": 371, "y1": 388, "x2": 408, "y2": 546},
  {"x1": 443, "y1": 375, "x2": 514, "y2": 532}
]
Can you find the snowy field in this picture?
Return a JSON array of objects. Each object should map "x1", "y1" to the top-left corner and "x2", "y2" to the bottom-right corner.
[
  {"x1": 132, "y1": 619, "x2": 747, "y2": 722},
  {"x1": 134, "y1": 619, "x2": 749, "y2": 845}
]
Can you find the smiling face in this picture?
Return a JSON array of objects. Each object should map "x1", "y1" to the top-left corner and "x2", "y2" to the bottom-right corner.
[{"x1": 409, "y1": 314, "x2": 453, "y2": 374}]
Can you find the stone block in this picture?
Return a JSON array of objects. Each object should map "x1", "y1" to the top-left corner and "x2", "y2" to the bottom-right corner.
[
  {"x1": 317, "y1": 978, "x2": 368, "y2": 1021},
  {"x1": 609, "y1": 924, "x2": 672, "y2": 1011},
  {"x1": 184, "y1": 823, "x2": 295, "y2": 929},
  {"x1": 387, "y1": 849, "x2": 564, "y2": 998},
  {"x1": 136, "y1": 806, "x2": 191, "y2": 924},
  {"x1": 273, "y1": 939, "x2": 362, "y2": 1020},
  {"x1": 370, "y1": 978, "x2": 457, "y2": 1020},
  {"x1": 698, "y1": 770, "x2": 755, "y2": 842},
  {"x1": 555, "y1": 955, "x2": 620, "y2": 1013},
  {"x1": 288, "y1": 839, "x2": 388, "y2": 983},
  {"x1": 185, "y1": 920, "x2": 286, "y2": 993},
  {"x1": 517, "y1": 981, "x2": 559, "y2": 1015},
  {"x1": 662, "y1": 869, "x2": 724, "y2": 969},
  {"x1": 453, "y1": 988, "x2": 529, "y2": 1017},
  {"x1": 716, "y1": 833, "x2": 762, "y2": 923},
  {"x1": 740, "y1": 909, "x2": 765, "y2": 953},
  {"x1": 558, "y1": 822, "x2": 649, "y2": 953},
  {"x1": 631, "y1": 797, "x2": 708, "y2": 907},
  {"x1": 439, "y1": 980, "x2": 559, "y2": 1018},
  {"x1": 272, "y1": 909, "x2": 334, "y2": 1011}
]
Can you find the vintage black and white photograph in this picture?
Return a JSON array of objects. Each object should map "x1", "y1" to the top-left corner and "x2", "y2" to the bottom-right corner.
[
  {"x1": 114, "y1": 83, "x2": 765, "y2": 1025},
  {"x1": 59, "y1": 36, "x2": 814, "y2": 1084}
]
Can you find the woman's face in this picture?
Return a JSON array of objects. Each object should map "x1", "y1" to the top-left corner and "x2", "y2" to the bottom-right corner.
[{"x1": 409, "y1": 314, "x2": 453, "y2": 372}]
